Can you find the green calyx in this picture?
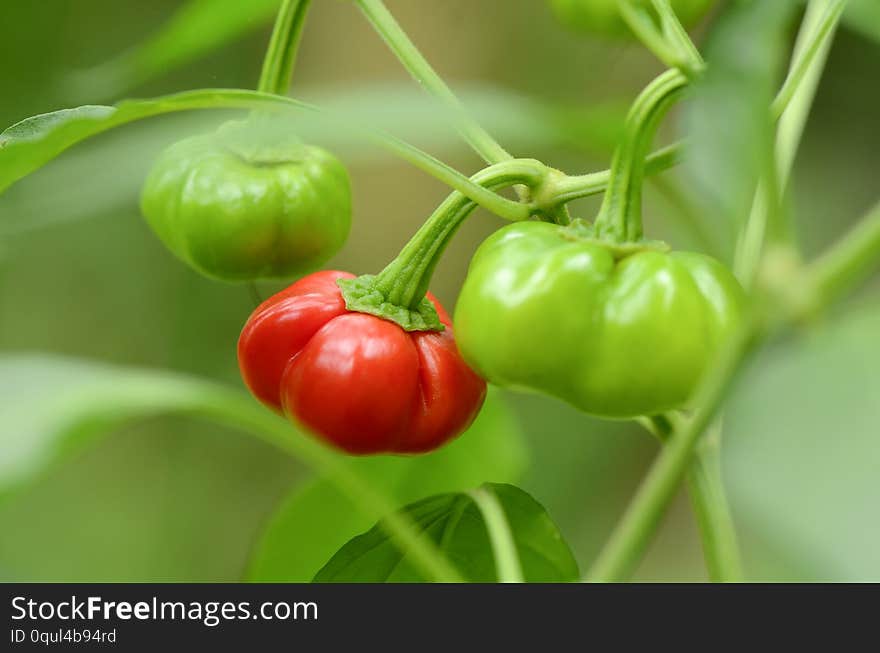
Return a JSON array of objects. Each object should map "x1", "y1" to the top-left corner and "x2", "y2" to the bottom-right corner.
[
  {"x1": 338, "y1": 159, "x2": 551, "y2": 332},
  {"x1": 338, "y1": 275, "x2": 445, "y2": 332},
  {"x1": 562, "y1": 218, "x2": 670, "y2": 258},
  {"x1": 594, "y1": 69, "x2": 688, "y2": 243}
]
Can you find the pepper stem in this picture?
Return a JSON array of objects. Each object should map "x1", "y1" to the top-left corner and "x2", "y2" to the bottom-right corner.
[
  {"x1": 593, "y1": 69, "x2": 688, "y2": 243},
  {"x1": 338, "y1": 160, "x2": 548, "y2": 331},
  {"x1": 257, "y1": 0, "x2": 312, "y2": 95}
]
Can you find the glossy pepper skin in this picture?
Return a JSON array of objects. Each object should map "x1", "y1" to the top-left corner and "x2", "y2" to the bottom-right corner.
[
  {"x1": 238, "y1": 270, "x2": 487, "y2": 454},
  {"x1": 549, "y1": 0, "x2": 711, "y2": 38},
  {"x1": 454, "y1": 221, "x2": 745, "y2": 418},
  {"x1": 141, "y1": 121, "x2": 351, "y2": 281}
]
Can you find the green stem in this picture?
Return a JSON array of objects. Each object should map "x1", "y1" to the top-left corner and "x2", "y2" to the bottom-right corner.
[
  {"x1": 589, "y1": 0, "x2": 847, "y2": 584},
  {"x1": 355, "y1": 0, "x2": 512, "y2": 164},
  {"x1": 196, "y1": 393, "x2": 463, "y2": 583},
  {"x1": 594, "y1": 69, "x2": 688, "y2": 242},
  {"x1": 257, "y1": 0, "x2": 312, "y2": 94},
  {"x1": 547, "y1": 142, "x2": 683, "y2": 205},
  {"x1": 807, "y1": 200, "x2": 880, "y2": 309},
  {"x1": 587, "y1": 320, "x2": 761, "y2": 582},
  {"x1": 774, "y1": 0, "x2": 844, "y2": 189},
  {"x1": 736, "y1": 0, "x2": 839, "y2": 285},
  {"x1": 345, "y1": 159, "x2": 547, "y2": 322},
  {"x1": 643, "y1": 415, "x2": 743, "y2": 582},
  {"x1": 771, "y1": 0, "x2": 847, "y2": 122},
  {"x1": 468, "y1": 487, "x2": 524, "y2": 583},
  {"x1": 650, "y1": 0, "x2": 705, "y2": 73},
  {"x1": 618, "y1": 1, "x2": 684, "y2": 70},
  {"x1": 685, "y1": 426, "x2": 744, "y2": 582}
]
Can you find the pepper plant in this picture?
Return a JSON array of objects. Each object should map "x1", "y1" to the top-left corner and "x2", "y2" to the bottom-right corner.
[{"x1": 1, "y1": 0, "x2": 878, "y2": 583}]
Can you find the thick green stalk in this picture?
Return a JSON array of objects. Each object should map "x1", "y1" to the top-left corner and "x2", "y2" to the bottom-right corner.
[
  {"x1": 355, "y1": 0, "x2": 512, "y2": 164},
  {"x1": 258, "y1": 0, "x2": 312, "y2": 94},
  {"x1": 594, "y1": 69, "x2": 688, "y2": 242},
  {"x1": 372, "y1": 159, "x2": 547, "y2": 309}
]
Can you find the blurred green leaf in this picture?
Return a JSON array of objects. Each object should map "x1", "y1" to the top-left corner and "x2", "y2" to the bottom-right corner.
[
  {"x1": 0, "y1": 354, "x2": 240, "y2": 498},
  {"x1": 246, "y1": 390, "x2": 528, "y2": 581},
  {"x1": 681, "y1": 2, "x2": 796, "y2": 246},
  {"x1": 725, "y1": 300, "x2": 880, "y2": 581},
  {"x1": 0, "y1": 90, "x2": 275, "y2": 195},
  {"x1": 64, "y1": 0, "x2": 280, "y2": 101},
  {"x1": 0, "y1": 85, "x2": 624, "y2": 197},
  {"x1": 843, "y1": 0, "x2": 880, "y2": 43},
  {"x1": 313, "y1": 483, "x2": 578, "y2": 582},
  {"x1": 300, "y1": 83, "x2": 625, "y2": 155}
]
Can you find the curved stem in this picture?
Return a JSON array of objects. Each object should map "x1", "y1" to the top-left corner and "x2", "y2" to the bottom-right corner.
[
  {"x1": 594, "y1": 69, "x2": 688, "y2": 242},
  {"x1": 372, "y1": 159, "x2": 547, "y2": 308},
  {"x1": 257, "y1": 0, "x2": 312, "y2": 94},
  {"x1": 549, "y1": 142, "x2": 683, "y2": 204},
  {"x1": 354, "y1": 0, "x2": 512, "y2": 165},
  {"x1": 468, "y1": 487, "x2": 524, "y2": 583}
]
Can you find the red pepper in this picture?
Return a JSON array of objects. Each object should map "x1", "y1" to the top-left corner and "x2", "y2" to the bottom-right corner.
[{"x1": 238, "y1": 270, "x2": 487, "y2": 454}]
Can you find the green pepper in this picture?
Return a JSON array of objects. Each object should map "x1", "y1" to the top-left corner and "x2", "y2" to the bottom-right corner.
[
  {"x1": 549, "y1": 0, "x2": 712, "y2": 38},
  {"x1": 140, "y1": 120, "x2": 351, "y2": 281},
  {"x1": 454, "y1": 220, "x2": 745, "y2": 418}
]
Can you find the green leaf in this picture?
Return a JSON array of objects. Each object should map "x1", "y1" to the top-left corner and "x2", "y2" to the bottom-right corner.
[
  {"x1": 0, "y1": 85, "x2": 625, "y2": 200},
  {"x1": 313, "y1": 483, "x2": 578, "y2": 582},
  {"x1": 843, "y1": 0, "x2": 880, "y2": 43},
  {"x1": 724, "y1": 301, "x2": 880, "y2": 581},
  {"x1": 681, "y1": 2, "x2": 796, "y2": 248},
  {"x1": 0, "y1": 354, "x2": 237, "y2": 498},
  {"x1": 64, "y1": 0, "x2": 281, "y2": 100},
  {"x1": 0, "y1": 89, "x2": 288, "y2": 195},
  {"x1": 0, "y1": 354, "x2": 483, "y2": 583},
  {"x1": 246, "y1": 390, "x2": 528, "y2": 581}
]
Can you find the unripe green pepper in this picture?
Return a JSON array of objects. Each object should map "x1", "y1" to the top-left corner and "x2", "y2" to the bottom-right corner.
[
  {"x1": 140, "y1": 120, "x2": 351, "y2": 281},
  {"x1": 549, "y1": 0, "x2": 712, "y2": 38},
  {"x1": 454, "y1": 221, "x2": 745, "y2": 418}
]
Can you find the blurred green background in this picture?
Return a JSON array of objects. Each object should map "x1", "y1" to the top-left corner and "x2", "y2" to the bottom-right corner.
[{"x1": 0, "y1": 0, "x2": 878, "y2": 582}]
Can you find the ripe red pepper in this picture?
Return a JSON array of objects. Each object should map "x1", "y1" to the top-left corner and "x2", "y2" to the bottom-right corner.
[{"x1": 238, "y1": 270, "x2": 487, "y2": 454}]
